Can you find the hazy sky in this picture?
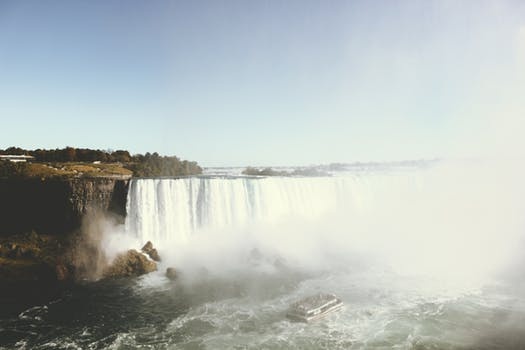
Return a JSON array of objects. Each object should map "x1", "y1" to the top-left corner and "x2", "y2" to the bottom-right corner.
[{"x1": 0, "y1": 0, "x2": 524, "y2": 166}]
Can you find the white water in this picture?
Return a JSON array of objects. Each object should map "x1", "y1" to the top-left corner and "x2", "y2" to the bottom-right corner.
[
  {"x1": 125, "y1": 174, "x2": 420, "y2": 246},
  {"x1": 124, "y1": 172, "x2": 431, "y2": 275}
]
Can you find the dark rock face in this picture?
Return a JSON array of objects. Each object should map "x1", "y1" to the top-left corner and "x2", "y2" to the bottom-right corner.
[
  {"x1": 0, "y1": 177, "x2": 129, "y2": 236},
  {"x1": 0, "y1": 178, "x2": 135, "y2": 284},
  {"x1": 0, "y1": 233, "x2": 74, "y2": 283},
  {"x1": 103, "y1": 250, "x2": 157, "y2": 278},
  {"x1": 54, "y1": 262, "x2": 70, "y2": 281},
  {"x1": 166, "y1": 267, "x2": 178, "y2": 280},
  {"x1": 141, "y1": 241, "x2": 161, "y2": 262}
]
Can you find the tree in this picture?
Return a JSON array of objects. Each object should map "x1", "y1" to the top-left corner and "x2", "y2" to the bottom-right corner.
[
  {"x1": 111, "y1": 150, "x2": 131, "y2": 163},
  {"x1": 63, "y1": 147, "x2": 77, "y2": 162}
]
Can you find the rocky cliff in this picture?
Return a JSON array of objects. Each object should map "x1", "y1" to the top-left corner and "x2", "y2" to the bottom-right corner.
[{"x1": 0, "y1": 177, "x2": 130, "y2": 236}]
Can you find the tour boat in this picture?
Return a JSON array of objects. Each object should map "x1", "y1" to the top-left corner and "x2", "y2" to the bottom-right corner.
[{"x1": 287, "y1": 293, "x2": 343, "y2": 322}]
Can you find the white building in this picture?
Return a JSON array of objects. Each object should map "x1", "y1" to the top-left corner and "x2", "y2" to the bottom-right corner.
[{"x1": 0, "y1": 155, "x2": 35, "y2": 163}]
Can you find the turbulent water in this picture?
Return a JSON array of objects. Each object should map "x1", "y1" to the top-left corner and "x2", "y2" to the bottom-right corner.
[{"x1": 2, "y1": 165, "x2": 525, "y2": 349}]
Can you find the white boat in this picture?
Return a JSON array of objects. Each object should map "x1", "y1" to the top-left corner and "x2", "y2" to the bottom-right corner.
[{"x1": 287, "y1": 293, "x2": 343, "y2": 322}]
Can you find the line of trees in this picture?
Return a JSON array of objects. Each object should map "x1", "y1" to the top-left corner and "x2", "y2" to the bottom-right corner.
[
  {"x1": 126, "y1": 152, "x2": 202, "y2": 177},
  {"x1": 0, "y1": 146, "x2": 133, "y2": 163},
  {"x1": 0, "y1": 147, "x2": 202, "y2": 177}
]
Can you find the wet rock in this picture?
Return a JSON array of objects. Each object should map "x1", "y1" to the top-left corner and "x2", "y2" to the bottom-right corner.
[
  {"x1": 166, "y1": 267, "x2": 178, "y2": 280},
  {"x1": 7, "y1": 245, "x2": 24, "y2": 259},
  {"x1": 141, "y1": 241, "x2": 161, "y2": 262},
  {"x1": 25, "y1": 230, "x2": 41, "y2": 244},
  {"x1": 0, "y1": 244, "x2": 8, "y2": 257},
  {"x1": 55, "y1": 262, "x2": 70, "y2": 281},
  {"x1": 5, "y1": 244, "x2": 39, "y2": 259},
  {"x1": 0, "y1": 233, "x2": 76, "y2": 283},
  {"x1": 103, "y1": 250, "x2": 157, "y2": 278}
]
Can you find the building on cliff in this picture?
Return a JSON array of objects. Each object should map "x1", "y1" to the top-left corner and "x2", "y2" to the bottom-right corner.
[{"x1": 0, "y1": 155, "x2": 35, "y2": 163}]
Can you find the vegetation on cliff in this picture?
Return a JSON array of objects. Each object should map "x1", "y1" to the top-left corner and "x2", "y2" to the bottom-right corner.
[
  {"x1": 0, "y1": 147, "x2": 202, "y2": 178},
  {"x1": 0, "y1": 161, "x2": 133, "y2": 179}
]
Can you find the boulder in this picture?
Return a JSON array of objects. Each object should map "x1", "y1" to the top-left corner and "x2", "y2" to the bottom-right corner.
[
  {"x1": 141, "y1": 241, "x2": 161, "y2": 262},
  {"x1": 55, "y1": 262, "x2": 70, "y2": 281},
  {"x1": 103, "y1": 250, "x2": 157, "y2": 278},
  {"x1": 7, "y1": 245, "x2": 25, "y2": 259},
  {"x1": 166, "y1": 267, "x2": 178, "y2": 280}
]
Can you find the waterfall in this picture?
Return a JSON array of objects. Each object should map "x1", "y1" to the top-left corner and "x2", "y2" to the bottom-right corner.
[
  {"x1": 122, "y1": 165, "x2": 524, "y2": 278},
  {"x1": 124, "y1": 174, "x2": 420, "y2": 247}
]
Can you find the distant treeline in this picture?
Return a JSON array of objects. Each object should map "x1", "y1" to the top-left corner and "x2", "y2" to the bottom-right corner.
[
  {"x1": 0, "y1": 147, "x2": 202, "y2": 177},
  {"x1": 242, "y1": 166, "x2": 328, "y2": 177}
]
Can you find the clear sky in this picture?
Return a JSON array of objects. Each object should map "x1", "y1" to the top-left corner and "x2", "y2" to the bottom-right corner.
[{"x1": 0, "y1": 0, "x2": 524, "y2": 166}]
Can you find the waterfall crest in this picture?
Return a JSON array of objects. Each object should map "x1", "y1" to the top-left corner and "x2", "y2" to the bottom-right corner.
[{"x1": 124, "y1": 174, "x2": 418, "y2": 246}]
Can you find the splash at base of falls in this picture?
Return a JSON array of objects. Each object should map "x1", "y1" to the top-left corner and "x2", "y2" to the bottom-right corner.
[{"x1": 123, "y1": 163, "x2": 524, "y2": 284}]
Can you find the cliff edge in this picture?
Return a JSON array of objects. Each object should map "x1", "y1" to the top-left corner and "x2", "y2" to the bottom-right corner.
[{"x1": 0, "y1": 176, "x2": 130, "y2": 236}]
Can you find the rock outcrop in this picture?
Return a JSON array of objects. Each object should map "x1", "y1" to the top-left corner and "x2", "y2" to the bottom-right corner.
[
  {"x1": 0, "y1": 232, "x2": 74, "y2": 283},
  {"x1": 0, "y1": 177, "x2": 163, "y2": 285},
  {"x1": 166, "y1": 267, "x2": 178, "y2": 280},
  {"x1": 141, "y1": 241, "x2": 161, "y2": 262},
  {"x1": 103, "y1": 250, "x2": 157, "y2": 278},
  {"x1": 102, "y1": 242, "x2": 162, "y2": 279}
]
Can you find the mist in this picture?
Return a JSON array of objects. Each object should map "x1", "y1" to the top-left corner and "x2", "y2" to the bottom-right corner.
[{"x1": 113, "y1": 158, "x2": 524, "y2": 295}]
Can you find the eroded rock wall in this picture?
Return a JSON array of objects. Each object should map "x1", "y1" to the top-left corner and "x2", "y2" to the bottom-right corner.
[{"x1": 0, "y1": 177, "x2": 130, "y2": 236}]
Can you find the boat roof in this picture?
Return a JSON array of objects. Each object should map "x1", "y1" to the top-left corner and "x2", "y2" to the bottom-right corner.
[{"x1": 290, "y1": 293, "x2": 340, "y2": 312}]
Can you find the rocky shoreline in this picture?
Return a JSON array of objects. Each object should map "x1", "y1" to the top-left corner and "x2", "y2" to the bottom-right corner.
[
  {"x1": 0, "y1": 232, "x2": 73, "y2": 284},
  {"x1": 0, "y1": 230, "x2": 168, "y2": 287},
  {"x1": 0, "y1": 175, "x2": 180, "y2": 289}
]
